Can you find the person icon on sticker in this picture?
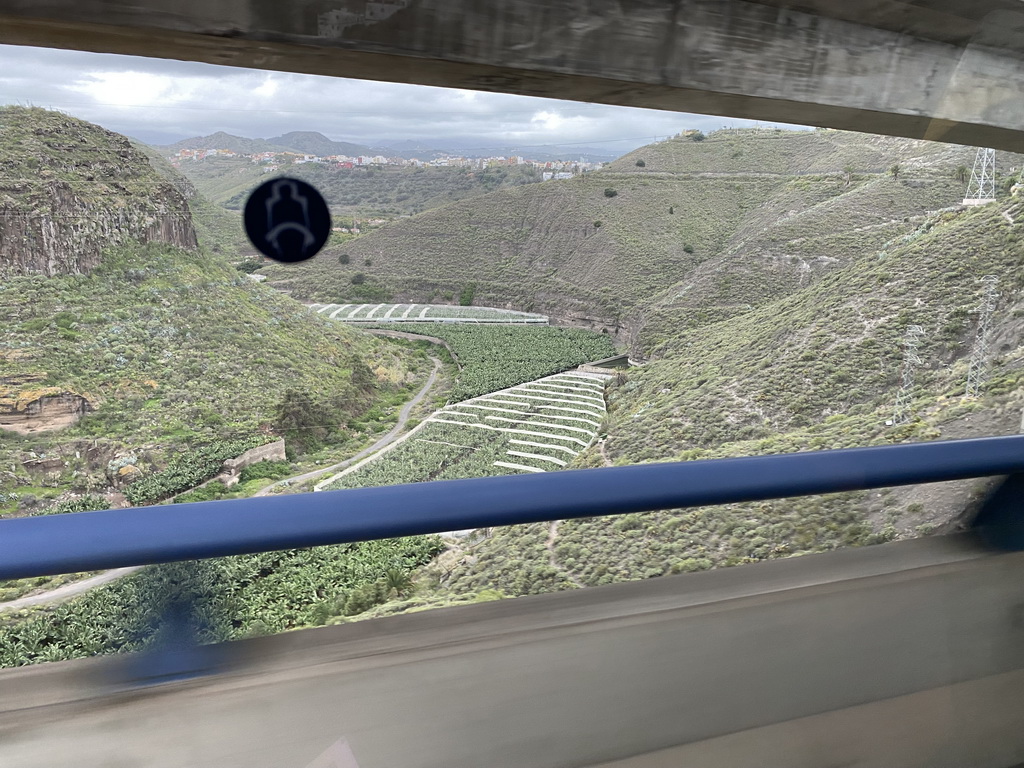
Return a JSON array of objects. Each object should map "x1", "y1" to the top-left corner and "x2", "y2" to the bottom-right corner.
[{"x1": 244, "y1": 177, "x2": 331, "y2": 263}]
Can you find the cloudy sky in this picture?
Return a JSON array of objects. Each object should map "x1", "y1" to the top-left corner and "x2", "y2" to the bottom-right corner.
[{"x1": 0, "y1": 44, "x2": 803, "y2": 153}]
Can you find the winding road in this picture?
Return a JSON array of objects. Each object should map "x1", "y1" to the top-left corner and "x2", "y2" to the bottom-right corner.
[
  {"x1": 0, "y1": 567, "x2": 141, "y2": 613},
  {"x1": 254, "y1": 355, "x2": 442, "y2": 496},
  {"x1": 0, "y1": 356, "x2": 443, "y2": 613}
]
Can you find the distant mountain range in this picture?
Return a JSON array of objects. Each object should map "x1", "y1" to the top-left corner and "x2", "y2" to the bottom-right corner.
[
  {"x1": 160, "y1": 132, "x2": 294, "y2": 155},
  {"x1": 266, "y1": 131, "x2": 375, "y2": 158},
  {"x1": 155, "y1": 131, "x2": 622, "y2": 162}
]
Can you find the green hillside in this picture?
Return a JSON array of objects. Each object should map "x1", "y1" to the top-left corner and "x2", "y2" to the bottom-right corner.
[
  {"x1": 433, "y1": 195, "x2": 1024, "y2": 599},
  {"x1": 0, "y1": 109, "x2": 429, "y2": 516},
  {"x1": 0, "y1": 107, "x2": 197, "y2": 277},
  {"x1": 611, "y1": 127, "x2": 977, "y2": 175},
  {"x1": 5, "y1": 113, "x2": 1024, "y2": 661},
  {"x1": 262, "y1": 129, "x2": 1008, "y2": 336},
  {"x1": 174, "y1": 155, "x2": 542, "y2": 217},
  {"x1": 160, "y1": 131, "x2": 292, "y2": 155},
  {"x1": 611, "y1": 201, "x2": 1024, "y2": 462}
]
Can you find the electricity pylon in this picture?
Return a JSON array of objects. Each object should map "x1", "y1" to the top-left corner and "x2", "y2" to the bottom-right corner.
[
  {"x1": 963, "y1": 148, "x2": 996, "y2": 205},
  {"x1": 892, "y1": 325, "x2": 925, "y2": 426},
  {"x1": 965, "y1": 275, "x2": 1000, "y2": 398}
]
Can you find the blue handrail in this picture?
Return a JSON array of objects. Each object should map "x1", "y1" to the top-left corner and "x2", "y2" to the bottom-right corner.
[{"x1": 2, "y1": 435, "x2": 1022, "y2": 580}]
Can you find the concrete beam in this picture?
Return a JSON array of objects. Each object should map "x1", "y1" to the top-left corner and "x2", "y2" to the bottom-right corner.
[
  {"x1": 1, "y1": 1, "x2": 1024, "y2": 150},
  {"x1": 3, "y1": 536, "x2": 1024, "y2": 767}
]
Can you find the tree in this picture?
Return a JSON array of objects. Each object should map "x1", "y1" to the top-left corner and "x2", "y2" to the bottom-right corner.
[
  {"x1": 889, "y1": 163, "x2": 902, "y2": 180},
  {"x1": 668, "y1": 206, "x2": 674, "y2": 215},
  {"x1": 338, "y1": 254, "x2": 350, "y2": 265},
  {"x1": 384, "y1": 568, "x2": 414, "y2": 598},
  {"x1": 635, "y1": 159, "x2": 646, "y2": 167},
  {"x1": 274, "y1": 389, "x2": 341, "y2": 453},
  {"x1": 953, "y1": 165, "x2": 969, "y2": 184},
  {"x1": 691, "y1": 131, "x2": 706, "y2": 142},
  {"x1": 604, "y1": 188, "x2": 618, "y2": 198},
  {"x1": 351, "y1": 272, "x2": 366, "y2": 285}
]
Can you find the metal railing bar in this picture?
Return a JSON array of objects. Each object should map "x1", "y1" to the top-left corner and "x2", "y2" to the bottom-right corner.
[{"x1": 2, "y1": 435, "x2": 1023, "y2": 580}]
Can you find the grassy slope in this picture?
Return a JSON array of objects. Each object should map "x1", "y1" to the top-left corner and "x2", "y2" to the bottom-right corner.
[
  {"x1": 263, "y1": 173, "x2": 779, "y2": 316},
  {"x1": 0, "y1": 240, "x2": 424, "y2": 504},
  {"x1": 262, "y1": 129, "x2": 1000, "y2": 332},
  {"x1": 438, "y1": 196, "x2": 1024, "y2": 598},
  {"x1": 615, "y1": 203, "x2": 1024, "y2": 460},
  {"x1": 175, "y1": 156, "x2": 542, "y2": 216},
  {"x1": 0, "y1": 109, "x2": 428, "y2": 512}
]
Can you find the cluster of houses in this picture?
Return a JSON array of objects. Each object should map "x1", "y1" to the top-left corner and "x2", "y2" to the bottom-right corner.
[{"x1": 168, "y1": 147, "x2": 600, "y2": 179}]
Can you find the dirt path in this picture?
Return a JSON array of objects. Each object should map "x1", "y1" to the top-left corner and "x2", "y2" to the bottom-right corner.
[
  {"x1": 0, "y1": 567, "x2": 141, "y2": 613},
  {"x1": 0, "y1": 358, "x2": 443, "y2": 613},
  {"x1": 546, "y1": 520, "x2": 584, "y2": 588},
  {"x1": 257, "y1": 355, "x2": 442, "y2": 496}
]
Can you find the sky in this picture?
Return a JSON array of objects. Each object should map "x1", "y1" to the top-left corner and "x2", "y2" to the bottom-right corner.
[{"x1": 0, "y1": 44, "x2": 805, "y2": 154}]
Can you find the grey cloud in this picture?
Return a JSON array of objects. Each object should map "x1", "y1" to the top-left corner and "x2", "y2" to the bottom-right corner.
[{"x1": 0, "y1": 45, "x2": 804, "y2": 151}]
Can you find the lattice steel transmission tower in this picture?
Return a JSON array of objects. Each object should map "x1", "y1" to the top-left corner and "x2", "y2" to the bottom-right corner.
[
  {"x1": 963, "y1": 148, "x2": 996, "y2": 205},
  {"x1": 965, "y1": 275, "x2": 1000, "y2": 398},
  {"x1": 892, "y1": 325, "x2": 925, "y2": 426}
]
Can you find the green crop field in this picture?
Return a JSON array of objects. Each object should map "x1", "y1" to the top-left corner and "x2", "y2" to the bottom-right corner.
[
  {"x1": 324, "y1": 370, "x2": 611, "y2": 490},
  {"x1": 0, "y1": 536, "x2": 443, "y2": 667},
  {"x1": 381, "y1": 323, "x2": 617, "y2": 400},
  {"x1": 311, "y1": 302, "x2": 548, "y2": 323}
]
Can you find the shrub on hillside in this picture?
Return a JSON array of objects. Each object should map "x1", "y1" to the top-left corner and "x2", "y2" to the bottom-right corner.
[
  {"x1": 174, "y1": 481, "x2": 231, "y2": 504},
  {"x1": 239, "y1": 459, "x2": 292, "y2": 483},
  {"x1": 38, "y1": 495, "x2": 111, "y2": 516},
  {"x1": 604, "y1": 188, "x2": 618, "y2": 198},
  {"x1": 635, "y1": 159, "x2": 646, "y2": 167},
  {"x1": 235, "y1": 258, "x2": 263, "y2": 274}
]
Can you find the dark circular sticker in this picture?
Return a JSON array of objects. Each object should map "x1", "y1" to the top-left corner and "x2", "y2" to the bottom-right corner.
[{"x1": 243, "y1": 177, "x2": 331, "y2": 263}]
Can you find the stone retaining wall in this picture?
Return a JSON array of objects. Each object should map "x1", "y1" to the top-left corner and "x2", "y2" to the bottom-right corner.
[{"x1": 218, "y1": 439, "x2": 286, "y2": 486}]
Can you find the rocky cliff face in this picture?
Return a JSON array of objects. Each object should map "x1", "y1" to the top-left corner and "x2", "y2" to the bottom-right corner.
[{"x1": 0, "y1": 107, "x2": 197, "y2": 276}]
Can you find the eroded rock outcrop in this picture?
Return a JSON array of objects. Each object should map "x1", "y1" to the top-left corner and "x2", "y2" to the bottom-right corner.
[
  {"x1": 0, "y1": 376, "x2": 93, "y2": 434},
  {"x1": 0, "y1": 107, "x2": 197, "y2": 277}
]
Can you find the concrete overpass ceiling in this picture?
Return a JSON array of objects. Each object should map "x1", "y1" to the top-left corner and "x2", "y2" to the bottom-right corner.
[
  {"x1": 755, "y1": 0, "x2": 1024, "y2": 51},
  {"x1": 0, "y1": 1, "x2": 1022, "y2": 149}
]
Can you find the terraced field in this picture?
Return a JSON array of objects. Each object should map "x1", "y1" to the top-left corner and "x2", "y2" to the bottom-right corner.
[
  {"x1": 309, "y1": 303, "x2": 548, "y2": 323},
  {"x1": 322, "y1": 370, "x2": 611, "y2": 490}
]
